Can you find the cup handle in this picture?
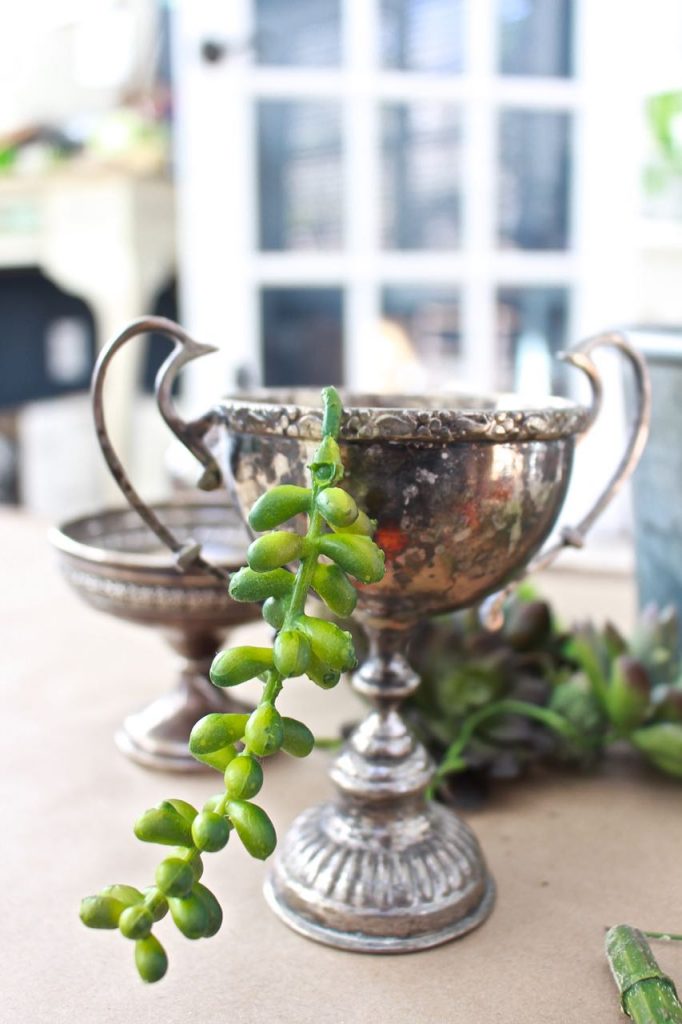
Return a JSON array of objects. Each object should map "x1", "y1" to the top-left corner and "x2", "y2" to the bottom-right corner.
[
  {"x1": 91, "y1": 315, "x2": 230, "y2": 582},
  {"x1": 482, "y1": 330, "x2": 651, "y2": 628}
]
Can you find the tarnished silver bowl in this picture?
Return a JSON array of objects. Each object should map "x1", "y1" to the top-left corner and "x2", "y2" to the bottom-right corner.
[
  {"x1": 50, "y1": 495, "x2": 258, "y2": 771},
  {"x1": 222, "y1": 389, "x2": 592, "y2": 624}
]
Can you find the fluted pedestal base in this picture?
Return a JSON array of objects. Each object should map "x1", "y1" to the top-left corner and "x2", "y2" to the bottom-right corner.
[
  {"x1": 264, "y1": 798, "x2": 494, "y2": 952},
  {"x1": 265, "y1": 628, "x2": 495, "y2": 952}
]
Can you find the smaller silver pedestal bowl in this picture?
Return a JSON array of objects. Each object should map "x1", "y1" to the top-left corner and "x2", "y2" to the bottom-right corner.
[{"x1": 51, "y1": 496, "x2": 258, "y2": 771}]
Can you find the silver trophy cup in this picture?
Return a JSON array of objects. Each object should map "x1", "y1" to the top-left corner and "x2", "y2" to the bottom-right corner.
[{"x1": 92, "y1": 317, "x2": 649, "y2": 952}]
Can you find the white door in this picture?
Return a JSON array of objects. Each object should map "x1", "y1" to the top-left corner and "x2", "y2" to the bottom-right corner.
[{"x1": 172, "y1": 0, "x2": 641, "y2": 406}]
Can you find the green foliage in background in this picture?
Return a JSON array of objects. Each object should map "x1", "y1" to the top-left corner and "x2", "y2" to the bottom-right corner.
[
  {"x1": 644, "y1": 91, "x2": 682, "y2": 196},
  {"x1": 405, "y1": 590, "x2": 682, "y2": 795}
]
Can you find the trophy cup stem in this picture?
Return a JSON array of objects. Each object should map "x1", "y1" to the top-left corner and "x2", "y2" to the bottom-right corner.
[
  {"x1": 115, "y1": 628, "x2": 250, "y2": 772},
  {"x1": 264, "y1": 623, "x2": 495, "y2": 952}
]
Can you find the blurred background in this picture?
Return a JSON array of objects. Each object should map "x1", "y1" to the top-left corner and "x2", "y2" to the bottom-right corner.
[{"x1": 1, "y1": 0, "x2": 681, "y2": 558}]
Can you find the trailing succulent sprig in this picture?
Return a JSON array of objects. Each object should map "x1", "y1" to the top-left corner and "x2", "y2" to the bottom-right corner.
[{"x1": 79, "y1": 386, "x2": 385, "y2": 982}]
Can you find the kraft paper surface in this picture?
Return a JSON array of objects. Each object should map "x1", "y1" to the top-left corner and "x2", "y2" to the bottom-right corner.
[{"x1": 2, "y1": 510, "x2": 679, "y2": 1024}]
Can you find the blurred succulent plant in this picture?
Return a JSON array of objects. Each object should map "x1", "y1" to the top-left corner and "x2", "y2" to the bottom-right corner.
[
  {"x1": 407, "y1": 593, "x2": 567, "y2": 787},
  {"x1": 404, "y1": 592, "x2": 682, "y2": 800}
]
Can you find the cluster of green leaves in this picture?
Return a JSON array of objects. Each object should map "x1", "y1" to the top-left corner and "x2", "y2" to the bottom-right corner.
[
  {"x1": 407, "y1": 591, "x2": 682, "y2": 795},
  {"x1": 407, "y1": 594, "x2": 567, "y2": 786},
  {"x1": 554, "y1": 604, "x2": 682, "y2": 778},
  {"x1": 80, "y1": 387, "x2": 385, "y2": 982}
]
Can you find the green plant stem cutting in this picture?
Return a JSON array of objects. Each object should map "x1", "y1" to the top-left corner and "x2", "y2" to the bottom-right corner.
[
  {"x1": 79, "y1": 386, "x2": 385, "y2": 982},
  {"x1": 606, "y1": 925, "x2": 682, "y2": 1023}
]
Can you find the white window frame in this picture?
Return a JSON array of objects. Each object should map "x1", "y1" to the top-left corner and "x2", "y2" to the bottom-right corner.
[{"x1": 172, "y1": 0, "x2": 642, "y2": 408}]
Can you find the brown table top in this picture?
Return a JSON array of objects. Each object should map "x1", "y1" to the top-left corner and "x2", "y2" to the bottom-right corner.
[{"x1": 2, "y1": 508, "x2": 681, "y2": 1024}]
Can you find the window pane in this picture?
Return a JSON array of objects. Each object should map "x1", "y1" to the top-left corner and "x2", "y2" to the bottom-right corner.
[
  {"x1": 381, "y1": 285, "x2": 462, "y2": 389},
  {"x1": 254, "y1": 0, "x2": 341, "y2": 67},
  {"x1": 261, "y1": 288, "x2": 344, "y2": 386},
  {"x1": 258, "y1": 101, "x2": 343, "y2": 251},
  {"x1": 383, "y1": 285, "x2": 461, "y2": 359},
  {"x1": 498, "y1": 110, "x2": 571, "y2": 250},
  {"x1": 498, "y1": 0, "x2": 573, "y2": 77},
  {"x1": 382, "y1": 104, "x2": 463, "y2": 250},
  {"x1": 380, "y1": 0, "x2": 465, "y2": 72},
  {"x1": 496, "y1": 287, "x2": 569, "y2": 394}
]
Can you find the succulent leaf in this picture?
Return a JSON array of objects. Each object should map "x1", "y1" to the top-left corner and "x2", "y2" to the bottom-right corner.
[
  {"x1": 209, "y1": 647, "x2": 274, "y2": 687},
  {"x1": 247, "y1": 532, "x2": 305, "y2": 572},
  {"x1": 189, "y1": 713, "x2": 249, "y2": 753},
  {"x1": 168, "y1": 893, "x2": 209, "y2": 940},
  {"x1": 281, "y1": 717, "x2": 315, "y2": 758},
  {"x1": 317, "y1": 533, "x2": 385, "y2": 583},
  {"x1": 224, "y1": 754, "x2": 264, "y2": 800},
  {"x1": 133, "y1": 803, "x2": 194, "y2": 847},
  {"x1": 311, "y1": 563, "x2": 357, "y2": 617},
  {"x1": 330, "y1": 510, "x2": 376, "y2": 537},
  {"x1": 316, "y1": 487, "x2": 358, "y2": 528},
  {"x1": 309, "y1": 435, "x2": 343, "y2": 486},
  {"x1": 226, "y1": 800, "x2": 277, "y2": 860},
  {"x1": 244, "y1": 703, "x2": 284, "y2": 756},
  {"x1": 631, "y1": 722, "x2": 682, "y2": 777},
  {"x1": 80, "y1": 895, "x2": 126, "y2": 929},
  {"x1": 305, "y1": 651, "x2": 341, "y2": 689},
  {"x1": 229, "y1": 567, "x2": 295, "y2": 603},
  {"x1": 100, "y1": 885, "x2": 144, "y2": 907},
  {"x1": 295, "y1": 615, "x2": 357, "y2": 673},
  {"x1": 262, "y1": 595, "x2": 288, "y2": 629},
  {"x1": 135, "y1": 935, "x2": 168, "y2": 983},
  {"x1": 192, "y1": 883, "x2": 223, "y2": 938},
  {"x1": 273, "y1": 628, "x2": 311, "y2": 677},
  {"x1": 604, "y1": 656, "x2": 651, "y2": 731},
  {"x1": 191, "y1": 812, "x2": 231, "y2": 852},
  {"x1": 247, "y1": 486, "x2": 312, "y2": 532}
]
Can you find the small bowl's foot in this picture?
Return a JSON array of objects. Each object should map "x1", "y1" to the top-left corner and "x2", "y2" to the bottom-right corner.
[
  {"x1": 115, "y1": 669, "x2": 250, "y2": 772},
  {"x1": 115, "y1": 724, "x2": 204, "y2": 772}
]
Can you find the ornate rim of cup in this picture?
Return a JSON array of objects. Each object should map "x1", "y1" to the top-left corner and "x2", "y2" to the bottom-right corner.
[{"x1": 219, "y1": 389, "x2": 593, "y2": 444}]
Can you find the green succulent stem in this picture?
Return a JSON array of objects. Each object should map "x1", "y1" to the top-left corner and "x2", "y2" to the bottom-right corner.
[
  {"x1": 144, "y1": 888, "x2": 169, "y2": 916},
  {"x1": 261, "y1": 671, "x2": 284, "y2": 706},
  {"x1": 434, "y1": 698, "x2": 586, "y2": 785},
  {"x1": 644, "y1": 931, "x2": 682, "y2": 943},
  {"x1": 313, "y1": 735, "x2": 344, "y2": 751},
  {"x1": 282, "y1": 506, "x2": 325, "y2": 632},
  {"x1": 321, "y1": 384, "x2": 343, "y2": 437}
]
